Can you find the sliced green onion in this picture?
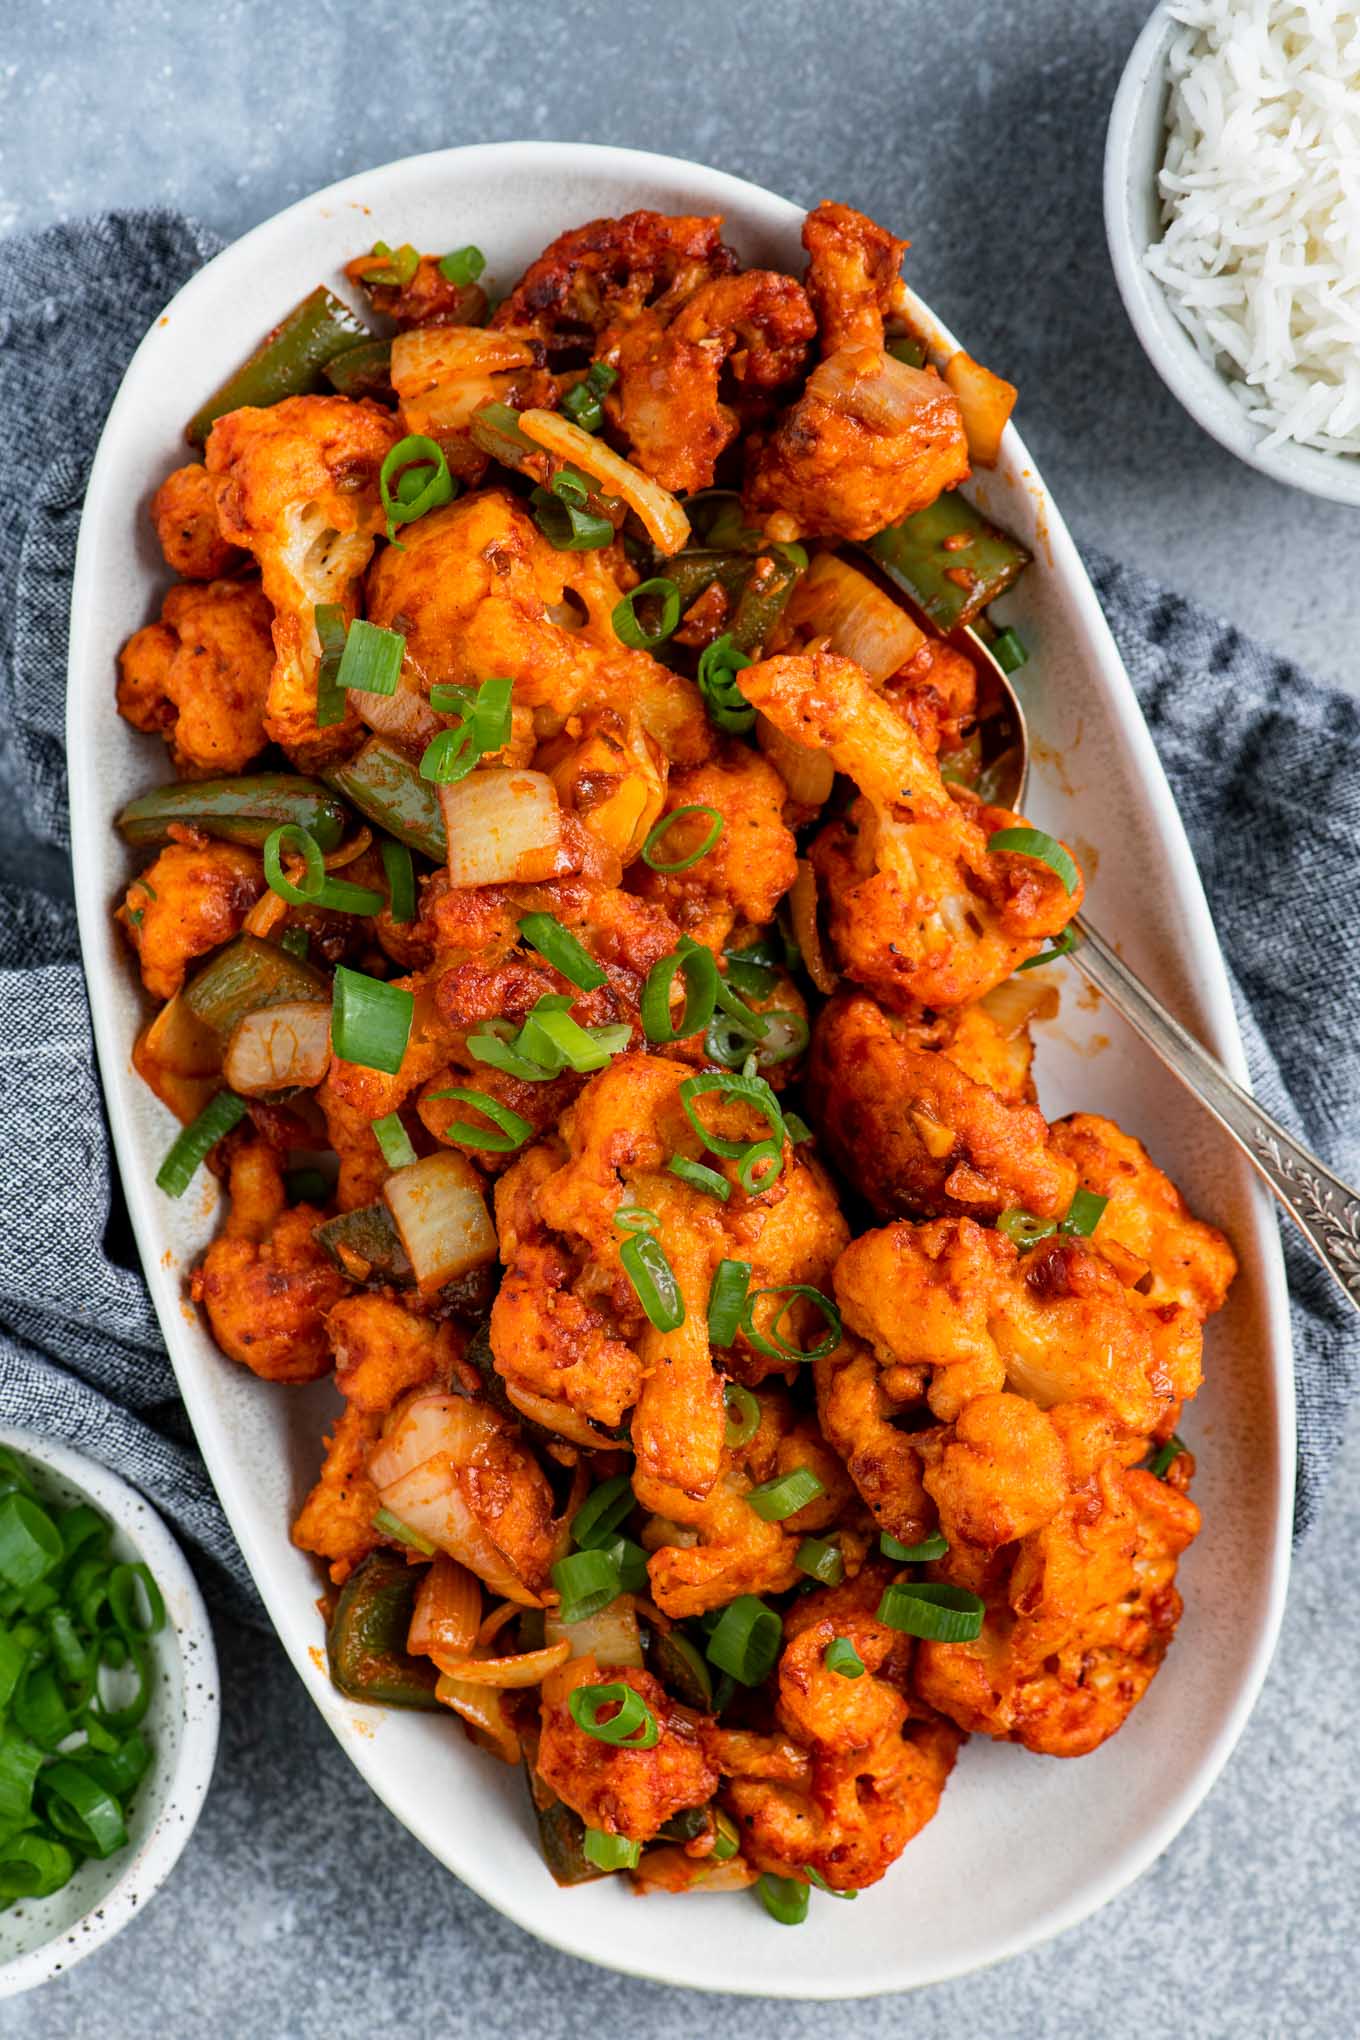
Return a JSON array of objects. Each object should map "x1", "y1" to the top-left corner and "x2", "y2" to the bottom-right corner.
[
  {"x1": 0, "y1": 1498, "x2": 62, "y2": 1592},
  {"x1": 613, "y1": 1206, "x2": 659, "y2": 1232},
  {"x1": 757, "y1": 1873, "x2": 809, "y2": 1925},
  {"x1": 601, "y1": 1535, "x2": 649, "y2": 1595},
  {"x1": 1016, "y1": 927, "x2": 1079, "y2": 972},
  {"x1": 379, "y1": 836, "x2": 416, "y2": 924},
  {"x1": 795, "y1": 1537, "x2": 844, "y2": 1586},
  {"x1": 552, "y1": 1548, "x2": 622, "y2": 1625},
  {"x1": 641, "y1": 806, "x2": 724, "y2": 874},
  {"x1": 641, "y1": 943, "x2": 719, "y2": 1043},
  {"x1": 667, "y1": 1154, "x2": 731, "y2": 1202},
  {"x1": 708, "y1": 1261, "x2": 752, "y2": 1348},
  {"x1": 0, "y1": 1733, "x2": 43, "y2": 1827},
  {"x1": 711, "y1": 1808, "x2": 741, "y2": 1861},
  {"x1": 380, "y1": 433, "x2": 455, "y2": 541},
  {"x1": 824, "y1": 1636, "x2": 865, "y2": 1679},
  {"x1": 1061, "y1": 1188, "x2": 1109, "y2": 1237},
  {"x1": 783, "y1": 1111, "x2": 813, "y2": 1145},
  {"x1": 466, "y1": 1028, "x2": 558, "y2": 1083},
  {"x1": 0, "y1": 1832, "x2": 74, "y2": 1901},
  {"x1": 887, "y1": 335, "x2": 926, "y2": 367},
  {"x1": 263, "y1": 823, "x2": 384, "y2": 914},
  {"x1": 612, "y1": 577, "x2": 681, "y2": 651},
  {"x1": 804, "y1": 1865, "x2": 858, "y2": 1899},
  {"x1": 371, "y1": 1113, "x2": 417, "y2": 1171},
  {"x1": 1149, "y1": 1434, "x2": 1188, "y2": 1480},
  {"x1": 562, "y1": 382, "x2": 603, "y2": 432},
  {"x1": 991, "y1": 625, "x2": 1028, "y2": 673},
  {"x1": 155, "y1": 1090, "x2": 248, "y2": 1197},
  {"x1": 996, "y1": 1207, "x2": 1057, "y2": 1251},
  {"x1": 746, "y1": 1468, "x2": 824, "y2": 1523},
  {"x1": 583, "y1": 1828, "x2": 641, "y2": 1871},
  {"x1": 620, "y1": 1231, "x2": 685, "y2": 1333},
  {"x1": 740, "y1": 1285, "x2": 842, "y2": 1363},
  {"x1": 371, "y1": 1507, "x2": 436, "y2": 1556},
  {"x1": 572, "y1": 1476, "x2": 635, "y2": 1552},
  {"x1": 419, "y1": 724, "x2": 478, "y2": 785},
  {"x1": 39, "y1": 1761, "x2": 127, "y2": 1858},
  {"x1": 363, "y1": 239, "x2": 420, "y2": 288},
  {"x1": 705, "y1": 1595, "x2": 781, "y2": 1686},
  {"x1": 876, "y1": 1582, "x2": 986, "y2": 1643},
  {"x1": 708, "y1": 1007, "x2": 807, "y2": 1073},
  {"x1": 987, "y1": 826, "x2": 1079, "y2": 897},
  {"x1": 331, "y1": 967, "x2": 414, "y2": 1077},
  {"x1": 336, "y1": 617, "x2": 406, "y2": 699},
  {"x1": 723, "y1": 1381, "x2": 761, "y2": 1448},
  {"x1": 737, "y1": 1139, "x2": 783, "y2": 1196},
  {"x1": 531, "y1": 468, "x2": 615, "y2": 550},
  {"x1": 679, "y1": 1069, "x2": 785, "y2": 1161},
  {"x1": 314, "y1": 601, "x2": 349, "y2": 727},
  {"x1": 517, "y1": 912, "x2": 607, "y2": 991},
  {"x1": 106, "y1": 1562, "x2": 166, "y2": 1637},
  {"x1": 426, "y1": 1086, "x2": 533, "y2": 1153},
  {"x1": 568, "y1": 1681, "x2": 659, "y2": 1749},
  {"x1": 518, "y1": 1000, "x2": 617, "y2": 1074},
  {"x1": 439, "y1": 244, "x2": 485, "y2": 286},
  {"x1": 697, "y1": 634, "x2": 755, "y2": 734},
  {"x1": 881, "y1": 1530, "x2": 949, "y2": 1563},
  {"x1": 589, "y1": 361, "x2": 618, "y2": 392}
]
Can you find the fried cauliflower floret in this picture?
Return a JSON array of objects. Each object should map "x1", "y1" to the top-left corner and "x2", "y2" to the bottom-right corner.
[
  {"x1": 346, "y1": 248, "x2": 488, "y2": 330},
  {"x1": 802, "y1": 201, "x2": 914, "y2": 356},
  {"x1": 607, "y1": 270, "x2": 815, "y2": 493},
  {"x1": 364, "y1": 490, "x2": 710, "y2": 766},
  {"x1": 639, "y1": 1388, "x2": 853, "y2": 1619},
  {"x1": 291, "y1": 1402, "x2": 383, "y2": 1582},
  {"x1": 539, "y1": 707, "x2": 668, "y2": 867},
  {"x1": 327, "y1": 1294, "x2": 455, "y2": 1413},
  {"x1": 492, "y1": 210, "x2": 738, "y2": 342},
  {"x1": 206, "y1": 394, "x2": 399, "y2": 766},
  {"x1": 813, "y1": 1337, "x2": 934, "y2": 1546},
  {"x1": 835, "y1": 1218, "x2": 1203, "y2": 1440},
  {"x1": 537, "y1": 1655, "x2": 718, "y2": 1844},
  {"x1": 915, "y1": 1460, "x2": 1200, "y2": 1756},
  {"x1": 629, "y1": 742, "x2": 798, "y2": 949},
  {"x1": 318, "y1": 976, "x2": 458, "y2": 1210},
  {"x1": 739, "y1": 652, "x2": 1082, "y2": 1009},
  {"x1": 776, "y1": 1569, "x2": 912, "y2": 1754},
  {"x1": 914, "y1": 1392, "x2": 1071, "y2": 1550},
  {"x1": 116, "y1": 840, "x2": 264, "y2": 1002},
  {"x1": 190, "y1": 1141, "x2": 346, "y2": 1381},
  {"x1": 491, "y1": 1054, "x2": 847, "y2": 1491},
  {"x1": 150, "y1": 463, "x2": 243, "y2": 579},
  {"x1": 117, "y1": 580, "x2": 275, "y2": 776},
  {"x1": 1051, "y1": 1113, "x2": 1237, "y2": 1319},
  {"x1": 810, "y1": 992, "x2": 1077, "y2": 1221}
]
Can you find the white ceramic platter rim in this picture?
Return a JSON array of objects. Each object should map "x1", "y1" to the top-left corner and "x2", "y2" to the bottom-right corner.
[
  {"x1": 0, "y1": 1428, "x2": 219, "y2": 1997},
  {"x1": 67, "y1": 141, "x2": 1294, "y2": 1998}
]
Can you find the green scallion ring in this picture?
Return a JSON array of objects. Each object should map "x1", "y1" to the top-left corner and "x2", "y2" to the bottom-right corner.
[
  {"x1": 371, "y1": 1507, "x2": 436, "y2": 1556},
  {"x1": 262, "y1": 823, "x2": 385, "y2": 916},
  {"x1": 678, "y1": 1069, "x2": 785, "y2": 1160},
  {"x1": 331, "y1": 967, "x2": 414, "y2": 1077},
  {"x1": 336, "y1": 617, "x2": 405, "y2": 698},
  {"x1": 155, "y1": 1090, "x2": 248, "y2": 1198},
  {"x1": 640, "y1": 943, "x2": 719, "y2": 1043},
  {"x1": 707, "y1": 1260, "x2": 752, "y2": 1349},
  {"x1": 612, "y1": 577, "x2": 682, "y2": 651},
  {"x1": 371, "y1": 1112, "x2": 417, "y2": 1171},
  {"x1": 439, "y1": 244, "x2": 485, "y2": 286},
  {"x1": 583, "y1": 1828, "x2": 642, "y2": 1871},
  {"x1": 722, "y1": 1381, "x2": 761, "y2": 1447},
  {"x1": 613, "y1": 1206, "x2": 660, "y2": 1232},
  {"x1": 881, "y1": 1530, "x2": 949, "y2": 1563},
  {"x1": 804, "y1": 1865, "x2": 858, "y2": 1900},
  {"x1": 876, "y1": 1582, "x2": 986, "y2": 1643},
  {"x1": 620, "y1": 1230, "x2": 686, "y2": 1333},
  {"x1": 711, "y1": 1808, "x2": 741, "y2": 1861},
  {"x1": 1149, "y1": 1434, "x2": 1188, "y2": 1480},
  {"x1": 551, "y1": 1548, "x2": 622, "y2": 1626},
  {"x1": 823, "y1": 1636, "x2": 864, "y2": 1678},
  {"x1": 571, "y1": 1475, "x2": 635, "y2": 1551},
  {"x1": 419, "y1": 723, "x2": 480, "y2": 785},
  {"x1": 567, "y1": 1681, "x2": 659, "y2": 1749},
  {"x1": 1015, "y1": 927, "x2": 1079, "y2": 973},
  {"x1": 757, "y1": 1872, "x2": 810, "y2": 1925},
  {"x1": 1060, "y1": 1188, "x2": 1109, "y2": 1237},
  {"x1": 379, "y1": 433, "x2": 455, "y2": 539},
  {"x1": 794, "y1": 1537, "x2": 844, "y2": 1586},
  {"x1": 995, "y1": 1207, "x2": 1058, "y2": 1251},
  {"x1": 740, "y1": 1284, "x2": 842, "y2": 1363},
  {"x1": 987, "y1": 826, "x2": 1079, "y2": 897},
  {"x1": 466, "y1": 1027, "x2": 558, "y2": 1083},
  {"x1": 380, "y1": 837, "x2": 416, "y2": 924},
  {"x1": 737, "y1": 1138, "x2": 783, "y2": 1197},
  {"x1": 667, "y1": 1154, "x2": 731, "y2": 1202},
  {"x1": 517, "y1": 912, "x2": 608, "y2": 992},
  {"x1": 746, "y1": 1467, "x2": 824, "y2": 1523},
  {"x1": 641, "y1": 805, "x2": 725, "y2": 874},
  {"x1": 705, "y1": 1595, "x2": 782, "y2": 1687},
  {"x1": 425, "y1": 1086, "x2": 533, "y2": 1153}
]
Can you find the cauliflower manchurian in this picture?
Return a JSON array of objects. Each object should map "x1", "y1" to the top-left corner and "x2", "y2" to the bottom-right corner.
[{"x1": 111, "y1": 194, "x2": 1235, "y2": 1913}]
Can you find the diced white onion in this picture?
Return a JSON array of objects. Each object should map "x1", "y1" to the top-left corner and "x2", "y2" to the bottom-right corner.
[
  {"x1": 407, "y1": 1552, "x2": 481, "y2": 1660},
  {"x1": 786, "y1": 553, "x2": 925, "y2": 682},
  {"x1": 517, "y1": 407, "x2": 691, "y2": 555},
  {"x1": 545, "y1": 1594, "x2": 644, "y2": 1669},
  {"x1": 373, "y1": 1453, "x2": 540, "y2": 1606},
  {"x1": 943, "y1": 350, "x2": 1016, "y2": 467},
  {"x1": 391, "y1": 325, "x2": 536, "y2": 435},
  {"x1": 222, "y1": 1000, "x2": 332, "y2": 1095},
  {"x1": 756, "y1": 712, "x2": 834, "y2": 810},
  {"x1": 440, "y1": 769, "x2": 565, "y2": 886},
  {"x1": 428, "y1": 1641, "x2": 571, "y2": 1688},
  {"x1": 434, "y1": 1672, "x2": 522, "y2": 1763},
  {"x1": 383, "y1": 1151, "x2": 498, "y2": 1288}
]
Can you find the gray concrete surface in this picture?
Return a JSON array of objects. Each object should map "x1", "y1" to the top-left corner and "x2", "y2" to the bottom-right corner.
[{"x1": 3, "y1": 1, "x2": 1358, "y2": 2034}]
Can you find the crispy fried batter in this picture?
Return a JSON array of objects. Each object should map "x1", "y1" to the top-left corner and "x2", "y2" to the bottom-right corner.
[
  {"x1": 538, "y1": 1655, "x2": 718, "y2": 1843},
  {"x1": 802, "y1": 201, "x2": 912, "y2": 355},
  {"x1": 1051, "y1": 1113, "x2": 1237, "y2": 1319},
  {"x1": 117, "y1": 579, "x2": 274, "y2": 776},
  {"x1": 206, "y1": 394, "x2": 399, "y2": 766},
  {"x1": 150, "y1": 463, "x2": 243, "y2": 580},
  {"x1": 291, "y1": 1402, "x2": 383, "y2": 1582},
  {"x1": 190, "y1": 1142, "x2": 346, "y2": 1381},
  {"x1": 492, "y1": 211, "x2": 738, "y2": 343},
  {"x1": 327, "y1": 1293, "x2": 454, "y2": 1412},
  {"x1": 629, "y1": 742, "x2": 798, "y2": 950},
  {"x1": 117, "y1": 840, "x2": 264, "y2": 1001}
]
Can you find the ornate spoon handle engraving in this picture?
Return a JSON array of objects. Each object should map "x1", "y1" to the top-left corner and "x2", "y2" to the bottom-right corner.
[{"x1": 1071, "y1": 918, "x2": 1360, "y2": 1316}]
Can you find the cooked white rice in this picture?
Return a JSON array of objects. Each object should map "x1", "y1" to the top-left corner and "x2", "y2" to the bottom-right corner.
[{"x1": 1145, "y1": 0, "x2": 1360, "y2": 457}]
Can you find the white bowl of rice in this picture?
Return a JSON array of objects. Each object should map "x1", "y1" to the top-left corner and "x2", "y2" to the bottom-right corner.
[{"x1": 1106, "y1": 0, "x2": 1360, "y2": 505}]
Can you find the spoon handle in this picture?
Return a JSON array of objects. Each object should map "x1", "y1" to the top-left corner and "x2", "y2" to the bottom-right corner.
[{"x1": 1070, "y1": 917, "x2": 1360, "y2": 1316}]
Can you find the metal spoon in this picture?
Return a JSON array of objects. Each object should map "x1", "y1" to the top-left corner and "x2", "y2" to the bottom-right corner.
[{"x1": 966, "y1": 626, "x2": 1360, "y2": 1316}]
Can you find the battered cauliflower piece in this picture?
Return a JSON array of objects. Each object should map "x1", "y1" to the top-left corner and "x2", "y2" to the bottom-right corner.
[
  {"x1": 117, "y1": 579, "x2": 274, "y2": 776},
  {"x1": 913, "y1": 1392, "x2": 1071, "y2": 1551},
  {"x1": 117, "y1": 840, "x2": 264, "y2": 1002},
  {"x1": 813, "y1": 1337, "x2": 935, "y2": 1547},
  {"x1": 801, "y1": 201, "x2": 913, "y2": 356},
  {"x1": 712, "y1": 1576, "x2": 961, "y2": 1891},
  {"x1": 809, "y1": 992, "x2": 1078, "y2": 1221},
  {"x1": 365, "y1": 492, "x2": 710, "y2": 766},
  {"x1": 606, "y1": 270, "x2": 815, "y2": 493},
  {"x1": 206, "y1": 394, "x2": 400, "y2": 766},
  {"x1": 318, "y1": 975, "x2": 458, "y2": 1210},
  {"x1": 739, "y1": 652, "x2": 1083, "y2": 1009},
  {"x1": 327, "y1": 1293, "x2": 456, "y2": 1412},
  {"x1": 539, "y1": 707, "x2": 668, "y2": 867},
  {"x1": 345, "y1": 249, "x2": 488, "y2": 330},
  {"x1": 835, "y1": 1218, "x2": 1203, "y2": 1440},
  {"x1": 914, "y1": 1459, "x2": 1200, "y2": 1756},
  {"x1": 1050, "y1": 1113, "x2": 1237, "y2": 1319},
  {"x1": 150, "y1": 463, "x2": 243, "y2": 579},
  {"x1": 291, "y1": 1402, "x2": 382, "y2": 1583},
  {"x1": 537, "y1": 1655, "x2": 718, "y2": 1844},
  {"x1": 490, "y1": 1053, "x2": 847, "y2": 1490},
  {"x1": 492, "y1": 210, "x2": 738, "y2": 343},
  {"x1": 629, "y1": 742, "x2": 798, "y2": 949},
  {"x1": 640, "y1": 1388, "x2": 853, "y2": 1619},
  {"x1": 190, "y1": 1140, "x2": 346, "y2": 1381}
]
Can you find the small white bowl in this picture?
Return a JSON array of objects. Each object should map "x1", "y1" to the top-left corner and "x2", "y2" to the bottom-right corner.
[
  {"x1": 0, "y1": 1429, "x2": 219, "y2": 1997},
  {"x1": 1104, "y1": 1, "x2": 1360, "y2": 507}
]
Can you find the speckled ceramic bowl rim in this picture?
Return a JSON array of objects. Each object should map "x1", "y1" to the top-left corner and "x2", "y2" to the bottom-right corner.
[
  {"x1": 0, "y1": 1428, "x2": 219, "y2": 1998},
  {"x1": 1104, "y1": 1, "x2": 1360, "y2": 507}
]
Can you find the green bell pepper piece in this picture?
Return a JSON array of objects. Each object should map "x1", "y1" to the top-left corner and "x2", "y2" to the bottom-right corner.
[
  {"x1": 116, "y1": 773, "x2": 348, "y2": 851},
  {"x1": 323, "y1": 738, "x2": 446, "y2": 861},
  {"x1": 323, "y1": 337, "x2": 395, "y2": 403},
  {"x1": 327, "y1": 1551, "x2": 440, "y2": 1709},
  {"x1": 186, "y1": 286, "x2": 371, "y2": 446},
  {"x1": 868, "y1": 492, "x2": 1031, "y2": 634},
  {"x1": 313, "y1": 1203, "x2": 413, "y2": 1286},
  {"x1": 182, "y1": 935, "x2": 330, "y2": 1041}
]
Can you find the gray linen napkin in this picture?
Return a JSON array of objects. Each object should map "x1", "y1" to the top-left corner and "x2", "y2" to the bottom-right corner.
[{"x1": 0, "y1": 212, "x2": 1354, "y2": 1621}]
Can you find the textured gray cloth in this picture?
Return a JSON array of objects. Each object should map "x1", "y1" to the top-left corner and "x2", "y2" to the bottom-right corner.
[{"x1": 0, "y1": 211, "x2": 1353, "y2": 1631}]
